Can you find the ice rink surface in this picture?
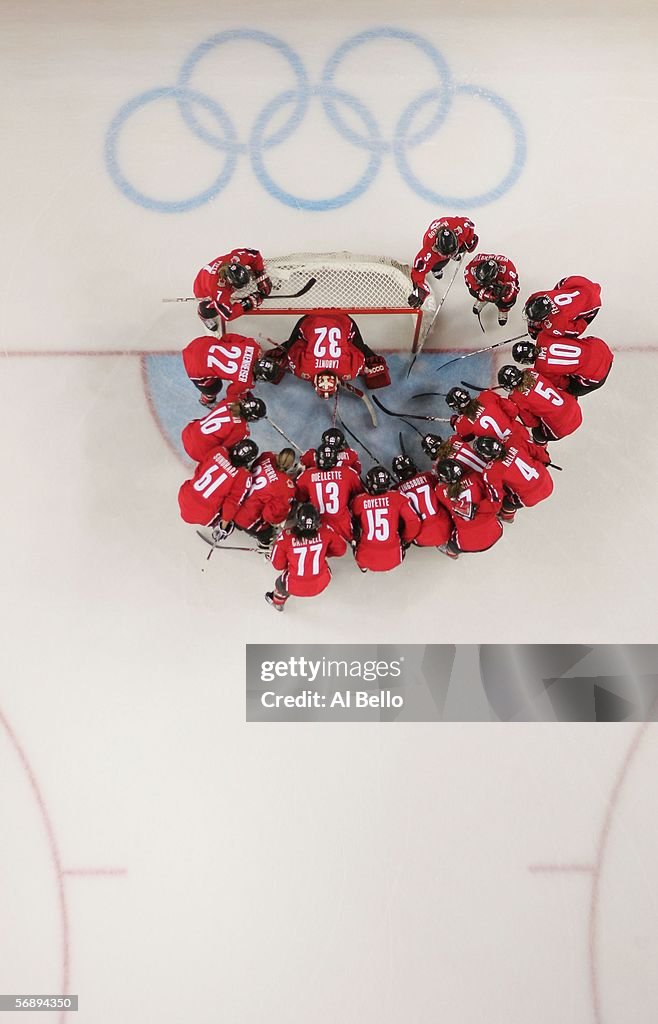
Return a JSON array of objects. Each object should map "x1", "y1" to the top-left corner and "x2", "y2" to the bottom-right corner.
[{"x1": 1, "y1": 1, "x2": 657, "y2": 1020}]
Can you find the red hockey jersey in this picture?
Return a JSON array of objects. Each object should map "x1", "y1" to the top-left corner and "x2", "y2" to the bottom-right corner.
[
  {"x1": 351, "y1": 490, "x2": 421, "y2": 571},
  {"x1": 286, "y1": 312, "x2": 365, "y2": 383},
  {"x1": 434, "y1": 472, "x2": 503, "y2": 553},
  {"x1": 525, "y1": 276, "x2": 601, "y2": 339},
  {"x1": 395, "y1": 471, "x2": 452, "y2": 547},
  {"x1": 178, "y1": 447, "x2": 251, "y2": 527},
  {"x1": 270, "y1": 524, "x2": 347, "y2": 597},
  {"x1": 464, "y1": 253, "x2": 520, "y2": 306},
  {"x1": 483, "y1": 439, "x2": 554, "y2": 508},
  {"x1": 451, "y1": 390, "x2": 527, "y2": 446},
  {"x1": 181, "y1": 402, "x2": 248, "y2": 463},
  {"x1": 299, "y1": 446, "x2": 362, "y2": 475},
  {"x1": 411, "y1": 216, "x2": 478, "y2": 295},
  {"x1": 182, "y1": 333, "x2": 262, "y2": 399},
  {"x1": 531, "y1": 332, "x2": 614, "y2": 390},
  {"x1": 193, "y1": 247, "x2": 266, "y2": 322},
  {"x1": 508, "y1": 371, "x2": 583, "y2": 439},
  {"x1": 233, "y1": 452, "x2": 296, "y2": 530},
  {"x1": 295, "y1": 463, "x2": 363, "y2": 541}
]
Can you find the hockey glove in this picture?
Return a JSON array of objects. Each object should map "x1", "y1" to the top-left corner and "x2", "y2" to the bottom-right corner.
[
  {"x1": 240, "y1": 292, "x2": 264, "y2": 314},
  {"x1": 256, "y1": 274, "x2": 273, "y2": 297},
  {"x1": 211, "y1": 521, "x2": 234, "y2": 543},
  {"x1": 408, "y1": 288, "x2": 426, "y2": 309},
  {"x1": 363, "y1": 354, "x2": 391, "y2": 390}
]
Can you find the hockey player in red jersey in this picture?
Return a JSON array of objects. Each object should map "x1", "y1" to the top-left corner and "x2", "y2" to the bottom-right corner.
[
  {"x1": 391, "y1": 455, "x2": 451, "y2": 547},
  {"x1": 265, "y1": 503, "x2": 347, "y2": 611},
  {"x1": 273, "y1": 312, "x2": 390, "y2": 398},
  {"x1": 233, "y1": 448, "x2": 297, "y2": 547},
  {"x1": 497, "y1": 365, "x2": 583, "y2": 444},
  {"x1": 523, "y1": 276, "x2": 601, "y2": 339},
  {"x1": 434, "y1": 459, "x2": 503, "y2": 558},
  {"x1": 421, "y1": 432, "x2": 490, "y2": 476},
  {"x1": 295, "y1": 444, "x2": 363, "y2": 541},
  {"x1": 177, "y1": 439, "x2": 258, "y2": 532},
  {"x1": 512, "y1": 336, "x2": 613, "y2": 397},
  {"x1": 351, "y1": 466, "x2": 421, "y2": 572},
  {"x1": 445, "y1": 386, "x2": 529, "y2": 447},
  {"x1": 193, "y1": 247, "x2": 271, "y2": 330},
  {"x1": 181, "y1": 396, "x2": 266, "y2": 463},
  {"x1": 408, "y1": 216, "x2": 478, "y2": 308},
  {"x1": 181, "y1": 333, "x2": 277, "y2": 406},
  {"x1": 299, "y1": 427, "x2": 362, "y2": 475},
  {"x1": 464, "y1": 254, "x2": 520, "y2": 326},
  {"x1": 472, "y1": 436, "x2": 553, "y2": 523}
]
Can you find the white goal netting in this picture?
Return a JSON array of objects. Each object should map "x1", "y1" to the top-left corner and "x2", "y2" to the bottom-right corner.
[{"x1": 228, "y1": 252, "x2": 437, "y2": 352}]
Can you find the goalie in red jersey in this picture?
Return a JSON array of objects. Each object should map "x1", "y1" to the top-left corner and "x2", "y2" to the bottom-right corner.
[
  {"x1": 351, "y1": 466, "x2": 421, "y2": 572},
  {"x1": 497, "y1": 365, "x2": 582, "y2": 444},
  {"x1": 269, "y1": 311, "x2": 390, "y2": 399},
  {"x1": 391, "y1": 455, "x2": 452, "y2": 548},
  {"x1": 233, "y1": 448, "x2": 297, "y2": 548},
  {"x1": 512, "y1": 336, "x2": 613, "y2": 397},
  {"x1": 463, "y1": 253, "x2": 520, "y2": 326},
  {"x1": 265, "y1": 503, "x2": 347, "y2": 612},
  {"x1": 408, "y1": 216, "x2": 478, "y2": 308},
  {"x1": 181, "y1": 396, "x2": 266, "y2": 463},
  {"x1": 181, "y1": 332, "x2": 278, "y2": 407},
  {"x1": 193, "y1": 247, "x2": 271, "y2": 331},
  {"x1": 522, "y1": 276, "x2": 601, "y2": 339},
  {"x1": 472, "y1": 436, "x2": 553, "y2": 524},
  {"x1": 177, "y1": 439, "x2": 258, "y2": 533},
  {"x1": 295, "y1": 444, "x2": 363, "y2": 542},
  {"x1": 434, "y1": 459, "x2": 503, "y2": 559},
  {"x1": 299, "y1": 427, "x2": 362, "y2": 475}
]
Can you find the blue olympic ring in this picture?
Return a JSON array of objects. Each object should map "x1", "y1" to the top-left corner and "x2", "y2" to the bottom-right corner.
[{"x1": 104, "y1": 26, "x2": 526, "y2": 213}]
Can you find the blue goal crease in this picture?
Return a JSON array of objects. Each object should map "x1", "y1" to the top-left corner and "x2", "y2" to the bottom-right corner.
[{"x1": 144, "y1": 351, "x2": 495, "y2": 468}]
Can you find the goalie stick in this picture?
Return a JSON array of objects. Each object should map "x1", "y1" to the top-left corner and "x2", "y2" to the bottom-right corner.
[
  {"x1": 163, "y1": 277, "x2": 317, "y2": 303},
  {"x1": 405, "y1": 259, "x2": 462, "y2": 378},
  {"x1": 340, "y1": 380, "x2": 378, "y2": 427},
  {"x1": 371, "y1": 394, "x2": 450, "y2": 424}
]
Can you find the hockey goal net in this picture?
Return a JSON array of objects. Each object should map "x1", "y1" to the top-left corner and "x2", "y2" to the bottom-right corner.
[{"x1": 220, "y1": 252, "x2": 437, "y2": 353}]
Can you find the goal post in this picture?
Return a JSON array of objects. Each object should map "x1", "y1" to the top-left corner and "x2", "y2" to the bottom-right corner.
[{"x1": 219, "y1": 252, "x2": 437, "y2": 353}]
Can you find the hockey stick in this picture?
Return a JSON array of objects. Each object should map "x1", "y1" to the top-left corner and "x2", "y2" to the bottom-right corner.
[
  {"x1": 461, "y1": 379, "x2": 506, "y2": 391},
  {"x1": 163, "y1": 277, "x2": 317, "y2": 304},
  {"x1": 476, "y1": 309, "x2": 485, "y2": 334},
  {"x1": 196, "y1": 530, "x2": 263, "y2": 554},
  {"x1": 340, "y1": 380, "x2": 378, "y2": 427},
  {"x1": 371, "y1": 394, "x2": 450, "y2": 424},
  {"x1": 434, "y1": 332, "x2": 528, "y2": 374},
  {"x1": 405, "y1": 260, "x2": 462, "y2": 378},
  {"x1": 411, "y1": 390, "x2": 449, "y2": 400},
  {"x1": 265, "y1": 416, "x2": 303, "y2": 453},
  {"x1": 336, "y1": 414, "x2": 383, "y2": 465}
]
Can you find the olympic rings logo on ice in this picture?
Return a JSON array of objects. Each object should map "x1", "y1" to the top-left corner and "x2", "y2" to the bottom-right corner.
[{"x1": 104, "y1": 27, "x2": 527, "y2": 213}]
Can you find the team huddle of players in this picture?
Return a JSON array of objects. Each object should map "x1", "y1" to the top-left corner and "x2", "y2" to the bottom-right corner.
[{"x1": 175, "y1": 218, "x2": 614, "y2": 612}]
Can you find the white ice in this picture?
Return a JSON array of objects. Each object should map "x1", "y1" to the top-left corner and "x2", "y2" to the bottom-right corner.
[{"x1": 1, "y1": 1, "x2": 657, "y2": 1021}]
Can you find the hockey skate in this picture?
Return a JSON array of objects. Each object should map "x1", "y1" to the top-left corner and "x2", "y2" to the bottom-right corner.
[{"x1": 265, "y1": 592, "x2": 284, "y2": 612}]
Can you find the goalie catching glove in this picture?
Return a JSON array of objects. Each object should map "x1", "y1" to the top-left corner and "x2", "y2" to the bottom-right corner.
[{"x1": 362, "y1": 353, "x2": 391, "y2": 390}]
